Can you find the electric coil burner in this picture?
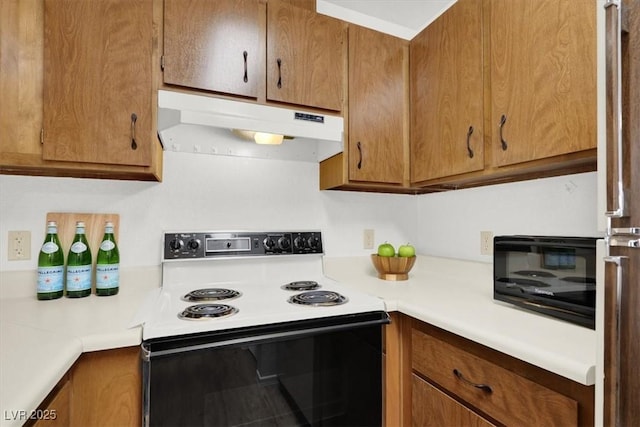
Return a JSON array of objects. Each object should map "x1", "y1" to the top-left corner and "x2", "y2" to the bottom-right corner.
[
  {"x1": 178, "y1": 303, "x2": 239, "y2": 320},
  {"x1": 182, "y1": 288, "x2": 241, "y2": 302},
  {"x1": 289, "y1": 290, "x2": 348, "y2": 306},
  {"x1": 281, "y1": 280, "x2": 320, "y2": 291}
]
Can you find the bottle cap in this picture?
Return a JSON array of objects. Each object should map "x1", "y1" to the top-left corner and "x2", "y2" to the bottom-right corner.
[
  {"x1": 47, "y1": 221, "x2": 57, "y2": 226},
  {"x1": 105, "y1": 221, "x2": 114, "y2": 227},
  {"x1": 76, "y1": 221, "x2": 86, "y2": 227}
]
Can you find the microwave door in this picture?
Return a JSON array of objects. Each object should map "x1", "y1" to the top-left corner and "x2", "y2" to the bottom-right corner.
[{"x1": 602, "y1": 1, "x2": 640, "y2": 426}]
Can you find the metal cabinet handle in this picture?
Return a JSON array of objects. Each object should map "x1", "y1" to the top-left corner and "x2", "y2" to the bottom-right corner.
[
  {"x1": 277, "y1": 58, "x2": 282, "y2": 89},
  {"x1": 605, "y1": 0, "x2": 626, "y2": 218},
  {"x1": 357, "y1": 141, "x2": 362, "y2": 169},
  {"x1": 453, "y1": 369, "x2": 492, "y2": 394},
  {"x1": 243, "y1": 51, "x2": 248, "y2": 83},
  {"x1": 499, "y1": 114, "x2": 508, "y2": 150},
  {"x1": 130, "y1": 113, "x2": 138, "y2": 150},
  {"x1": 466, "y1": 126, "x2": 475, "y2": 158}
]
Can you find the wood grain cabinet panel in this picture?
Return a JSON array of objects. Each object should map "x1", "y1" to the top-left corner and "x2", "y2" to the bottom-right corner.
[
  {"x1": 412, "y1": 326, "x2": 580, "y2": 427},
  {"x1": 43, "y1": 0, "x2": 153, "y2": 167},
  {"x1": 69, "y1": 347, "x2": 141, "y2": 426},
  {"x1": 163, "y1": 0, "x2": 263, "y2": 99},
  {"x1": 266, "y1": 0, "x2": 345, "y2": 111},
  {"x1": 411, "y1": 0, "x2": 484, "y2": 183},
  {"x1": 412, "y1": 374, "x2": 495, "y2": 427},
  {"x1": 489, "y1": 0, "x2": 597, "y2": 167},
  {"x1": 1, "y1": 0, "x2": 162, "y2": 180},
  {"x1": 348, "y1": 25, "x2": 406, "y2": 185}
]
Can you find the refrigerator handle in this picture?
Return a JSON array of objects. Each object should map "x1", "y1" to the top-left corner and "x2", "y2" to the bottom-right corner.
[
  {"x1": 604, "y1": 0, "x2": 626, "y2": 218},
  {"x1": 603, "y1": 255, "x2": 627, "y2": 427}
]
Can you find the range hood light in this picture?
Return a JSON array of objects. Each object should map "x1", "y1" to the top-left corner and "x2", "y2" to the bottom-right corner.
[{"x1": 254, "y1": 132, "x2": 284, "y2": 145}]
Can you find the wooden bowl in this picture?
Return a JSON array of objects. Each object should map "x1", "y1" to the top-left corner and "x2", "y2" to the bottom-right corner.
[{"x1": 371, "y1": 254, "x2": 416, "y2": 281}]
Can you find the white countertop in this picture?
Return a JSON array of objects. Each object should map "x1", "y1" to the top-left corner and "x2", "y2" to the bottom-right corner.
[
  {"x1": 0, "y1": 255, "x2": 596, "y2": 427},
  {"x1": 0, "y1": 267, "x2": 160, "y2": 427},
  {"x1": 323, "y1": 255, "x2": 596, "y2": 386}
]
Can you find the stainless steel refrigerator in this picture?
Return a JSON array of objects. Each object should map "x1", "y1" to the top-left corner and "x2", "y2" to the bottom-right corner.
[{"x1": 602, "y1": 0, "x2": 639, "y2": 425}]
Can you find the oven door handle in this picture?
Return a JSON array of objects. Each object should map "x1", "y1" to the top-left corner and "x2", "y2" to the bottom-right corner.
[{"x1": 142, "y1": 312, "x2": 390, "y2": 359}]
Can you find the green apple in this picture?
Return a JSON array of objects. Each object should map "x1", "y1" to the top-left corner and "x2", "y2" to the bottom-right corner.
[
  {"x1": 377, "y1": 242, "x2": 395, "y2": 257},
  {"x1": 397, "y1": 243, "x2": 416, "y2": 257}
]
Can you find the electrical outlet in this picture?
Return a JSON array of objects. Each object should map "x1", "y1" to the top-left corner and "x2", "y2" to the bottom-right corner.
[
  {"x1": 8, "y1": 230, "x2": 31, "y2": 261},
  {"x1": 480, "y1": 231, "x2": 493, "y2": 255},
  {"x1": 363, "y1": 229, "x2": 375, "y2": 250}
]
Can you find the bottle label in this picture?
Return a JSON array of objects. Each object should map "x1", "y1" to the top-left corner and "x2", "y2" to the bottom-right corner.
[
  {"x1": 66, "y1": 265, "x2": 92, "y2": 291},
  {"x1": 70, "y1": 242, "x2": 88, "y2": 254},
  {"x1": 100, "y1": 240, "x2": 116, "y2": 251},
  {"x1": 41, "y1": 242, "x2": 59, "y2": 254},
  {"x1": 37, "y1": 266, "x2": 64, "y2": 293},
  {"x1": 96, "y1": 264, "x2": 119, "y2": 289}
]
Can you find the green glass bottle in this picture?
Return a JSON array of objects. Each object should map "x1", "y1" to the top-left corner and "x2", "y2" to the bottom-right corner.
[
  {"x1": 66, "y1": 221, "x2": 92, "y2": 298},
  {"x1": 37, "y1": 221, "x2": 64, "y2": 300},
  {"x1": 96, "y1": 221, "x2": 119, "y2": 296}
]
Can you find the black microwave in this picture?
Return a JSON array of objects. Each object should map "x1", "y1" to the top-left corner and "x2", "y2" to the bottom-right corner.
[{"x1": 493, "y1": 236, "x2": 598, "y2": 329}]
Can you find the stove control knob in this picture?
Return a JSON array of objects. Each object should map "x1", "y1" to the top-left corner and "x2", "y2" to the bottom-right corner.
[
  {"x1": 263, "y1": 237, "x2": 276, "y2": 251},
  {"x1": 187, "y1": 239, "x2": 201, "y2": 251},
  {"x1": 307, "y1": 236, "x2": 321, "y2": 250},
  {"x1": 277, "y1": 236, "x2": 291, "y2": 251},
  {"x1": 168, "y1": 238, "x2": 184, "y2": 252},
  {"x1": 294, "y1": 236, "x2": 307, "y2": 250}
]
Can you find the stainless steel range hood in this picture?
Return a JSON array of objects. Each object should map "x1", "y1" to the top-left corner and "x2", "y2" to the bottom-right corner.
[{"x1": 157, "y1": 90, "x2": 344, "y2": 162}]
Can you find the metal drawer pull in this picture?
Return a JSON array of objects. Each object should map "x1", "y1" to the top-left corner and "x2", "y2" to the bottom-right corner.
[
  {"x1": 498, "y1": 114, "x2": 508, "y2": 150},
  {"x1": 130, "y1": 113, "x2": 138, "y2": 150},
  {"x1": 357, "y1": 141, "x2": 362, "y2": 169},
  {"x1": 243, "y1": 51, "x2": 248, "y2": 83},
  {"x1": 277, "y1": 58, "x2": 282, "y2": 89},
  {"x1": 466, "y1": 126, "x2": 474, "y2": 158},
  {"x1": 453, "y1": 369, "x2": 493, "y2": 394}
]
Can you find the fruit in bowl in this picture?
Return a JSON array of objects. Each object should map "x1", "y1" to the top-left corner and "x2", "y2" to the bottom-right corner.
[{"x1": 371, "y1": 243, "x2": 416, "y2": 281}]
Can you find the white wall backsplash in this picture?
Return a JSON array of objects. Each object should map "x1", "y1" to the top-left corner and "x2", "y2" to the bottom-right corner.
[
  {"x1": 415, "y1": 172, "x2": 600, "y2": 262},
  {"x1": 0, "y1": 152, "x2": 598, "y2": 271},
  {"x1": 0, "y1": 152, "x2": 415, "y2": 271}
]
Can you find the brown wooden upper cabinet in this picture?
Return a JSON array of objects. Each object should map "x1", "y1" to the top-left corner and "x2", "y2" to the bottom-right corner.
[
  {"x1": 43, "y1": 0, "x2": 154, "y2": 168},
  {"x1": 348, "y1": 25, "x2": 407, "y2": 185},
  {"x1": 489, "y1": 0, "x2": 597, "y2": 167},
  {"x1": 319, "y1": 26, "x2": 409, "y2": 191},
  {"x1": 410, "y1": 0, "x2": 597, "y2": 188},
  {"x1": 162, "y1": 0, "x2": 345, "y2": 112},
  {"x1": 411, "y1": 0, "x2": 484, "y2": 183},
  {"x1": 0, "y1": 0, "x2": 162, "y2": 181},
  {"x1": 163, "y1": 0, "x2": 263, "y2": 99}
]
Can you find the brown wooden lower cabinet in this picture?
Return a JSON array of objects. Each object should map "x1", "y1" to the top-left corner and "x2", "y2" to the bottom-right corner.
[
  {"x1": 412, "y1": 374, "x2": 495, "y2": 427},
  {"x1": 30, "y1": 346, "x2": 141, "y2": 427},
  {"x1": 387, "y1": 315, "x2": 595, "y2": 427}
]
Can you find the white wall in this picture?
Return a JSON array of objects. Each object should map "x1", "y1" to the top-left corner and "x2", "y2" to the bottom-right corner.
[
  {"x1": 0, "y1": 152, "x2": 415, "y2": 271},
  {"x1": 415, "y1": 172, "x2": 600, "y2": 262},
  {"x1": 0, "y1": 152, "x2": 599, "y2": 272}
]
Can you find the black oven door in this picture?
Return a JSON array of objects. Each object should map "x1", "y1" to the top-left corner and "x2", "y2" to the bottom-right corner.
[{"x1": 142, "y1": 312, "x2": 389, "y2": 427}]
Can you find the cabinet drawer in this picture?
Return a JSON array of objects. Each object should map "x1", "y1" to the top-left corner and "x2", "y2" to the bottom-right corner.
[{"x1": 412, "y1": 328, "x2": 577, "y2": 427}]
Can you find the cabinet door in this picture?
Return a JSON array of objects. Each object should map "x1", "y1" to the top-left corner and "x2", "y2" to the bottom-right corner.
[
  {"x1": 43, "y1": 0, "x2": 153, "y2": 167},
  {"x1": 163, "y1": 0, "x2": 263, "y2": 98},
  {"x1": 410, "y1": 0, "x2": 484, "y2": 184},
  {"x1": 490, "y1": 0, "x2": 596, "y2": 167},
  {"x1": 412, "y1": 374, "x2": 495, "y2": 427},
  {"x1": 349, "y1": 26, "x2": 406, "y2": 184},
  {"x1": 70, "y1": 347, "x2": 141, "y2": 426},
  {"x1": 266, "y1": 0, "x2": 345, "y2": 111}
]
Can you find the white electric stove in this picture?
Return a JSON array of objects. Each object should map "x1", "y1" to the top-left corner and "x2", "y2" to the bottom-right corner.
[{"x1": 139, "y1": 230, "x2": 386, "y2": 340}]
